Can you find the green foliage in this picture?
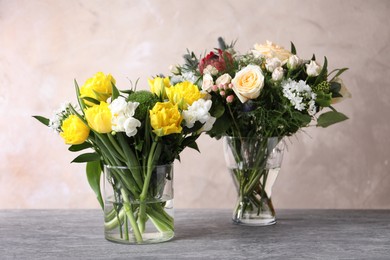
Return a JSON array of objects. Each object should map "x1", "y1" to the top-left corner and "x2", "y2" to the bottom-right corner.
[
  {"x1": 71, "y1": 152, "x2": 101, "y2": 163},
  {"x1": 86, "y1": 161, "x2": 103, "y2": 209},
  {"x1": 127, "y1": 90, "x2": 159, "y2": 121},
  {"x1": 33, "y1": 115, "x2": 50, "y2": 126},
  {"x1": 317, "y1": 111, "x2": 349, "y2": 128}
]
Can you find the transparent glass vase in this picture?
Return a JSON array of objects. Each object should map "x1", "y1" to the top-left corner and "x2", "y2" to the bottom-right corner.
[
  {"x1": 103, "y1": 164, "x2": 174, "y2": 244},
  {"x1": 223, "y1": 136, "x2": 285, "y2": 226}
]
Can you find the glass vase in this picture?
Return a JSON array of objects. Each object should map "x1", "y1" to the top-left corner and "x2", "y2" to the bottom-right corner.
[
  {"x1": 223, "y1": 136, "x2": 285, "y2": 226},
  {"x1": 103, "y1": 164, "x2": 174, "y2": 244}
]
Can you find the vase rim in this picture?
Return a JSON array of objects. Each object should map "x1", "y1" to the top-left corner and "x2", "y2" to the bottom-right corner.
[{"x1": 104, "y1": 163, "x2": 174, "y2": 170}]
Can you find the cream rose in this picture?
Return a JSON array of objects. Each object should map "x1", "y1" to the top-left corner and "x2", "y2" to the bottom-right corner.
[
  {"x1": 252, "y1": 41, "x2": 291, "y2": 63},
  {"x1": 215, "y1": 73, "x2": 232, "y2": 86},
  {"x1": 202, "y1": 73, "x2": 214, "y2": 92},
  {"x1": 306, "y1": 60, "x2": 322, "y2": 77},
  {"x1": 232, "y1": 65, "x2": 264, "y2": 103}
]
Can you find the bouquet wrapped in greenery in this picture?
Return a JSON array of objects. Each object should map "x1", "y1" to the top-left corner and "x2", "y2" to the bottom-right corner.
[{"x1": 34, "y1": 72, "x2": 215, "y2": 242}]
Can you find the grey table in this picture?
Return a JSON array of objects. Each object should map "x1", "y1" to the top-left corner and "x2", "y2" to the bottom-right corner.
[{"x1": 1, "y1": 209, "x2": 389, "y2": 259}]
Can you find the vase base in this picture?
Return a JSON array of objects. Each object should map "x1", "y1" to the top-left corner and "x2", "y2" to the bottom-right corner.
[
  {"x1": 105, "y1": 231, "x2": 174, "y2": 245},
  {"x1": 232, "y1": 218, "x2": 276, "y2": 226}
]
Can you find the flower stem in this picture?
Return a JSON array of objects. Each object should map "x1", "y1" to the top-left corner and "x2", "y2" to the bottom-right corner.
[
  {"x1": 120, "y1": 188, "x2": 143, "y2": 243},
  {"x1": 138, "y1": 141, "x2": 158, "y2": 233}
]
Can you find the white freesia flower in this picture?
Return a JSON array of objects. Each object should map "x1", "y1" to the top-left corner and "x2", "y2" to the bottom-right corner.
[
  {"x1": 306, "y1": 60, "x2": 322, "y2": 77},
  {"x1": 265, "y1": 57, "x2": 282, "y2": 72},
  {"x1": 202, "y1": 73, "x2": 214, "y2": 92},
  {"x1": 215, "y1": 73, "x2": 232, "y2": 86},
  {"x1": 287, "y1": 55, "x2": 301, "y2": 70},
  {"x1": 109, "y1": 97, "x2": 141, "y2": 137},
  {"x1": 182, "y1": 99, "x2": 215, "y2": 132},
  {"x1": 282, "y1": 79, "x2": 317, "y2": 115},
  {"x1": 272, "y1": 67, "x2": 284, "y2": 81}
]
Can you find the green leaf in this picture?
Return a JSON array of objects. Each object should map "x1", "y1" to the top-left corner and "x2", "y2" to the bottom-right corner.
[
  {"x1": 290, "y1": 42, "x2": 297, "y2": 55},
  {"x1": 316, "y1": 91, "x2": 332, "y2": 107},
  {"x1": 33, "y1": 116, "x2": 50, "y2": 126},
  {"x1": 329, "y1": 68, "x2": 349, "y2": 82},
  {"x1": 68, "y1": 142, "x2": 93, "y2": 152},
  {"x1": 329, "y1": 81, "x2": 341, "y2": 93},
  {"x1": 292, "y1": 111, "x2": 312, "y2": 126},
  {"x1": 317, "y1": 111, "x2": 348, "y2": 128},
  {"x1": 82, "y1": 97, "x2": 100, "y2": 105},
  {"x1": 111, "y1": 83, "x2": 120, "y2": 101},
  {"x1": 86, "y1": 161, "x2": 103, "y2": 209},
  {"x1": 71, "y1": 153, "x2": 100, "y2": 163},
  {"x1": 74, "y1": 80, "x2": 86, "y2": 112}
]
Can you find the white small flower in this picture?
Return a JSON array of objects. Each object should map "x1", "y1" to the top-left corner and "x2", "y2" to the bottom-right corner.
[
  {"x1": 182, "y1": 99, "x2": 215, "y2": 132},
  {"x1": 48, "y1": 102, "x2": 71, "y2": 133},
  {"x1": 282, "y1": 79, "x2": 317, "y2": 115},
  {"x1": 203, "y1": 65, "x2": 219, "y2": 76},
  {"x1": 109, "y1": 97, "x2": 141, "y2": 137},
  {"x1": 202, "y1": 73, "x2": 214, "y2": 92},
  {"x1": 215, "y1": 73, "x2": 232, "y2": 86},
  {"x1": 287, "y1": 55, "x2": 301, "y2": 70},
  {"x1": 272, "y1": 67, "x2": 284, "y2": 81},
  {"x1": 182, "y1": 71, "x2": 197, "y2": 83},
  {"x1": 265, "y1": 57, "x2": 282, "y2": 72},
  {"x1": 306, "y1": 60, "x2": 322, "y2": 77}
]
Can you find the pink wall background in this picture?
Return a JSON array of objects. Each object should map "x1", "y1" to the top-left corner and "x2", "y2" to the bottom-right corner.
[{"x1": 1, "y1": 0, "x2": 389, "y2": 209}]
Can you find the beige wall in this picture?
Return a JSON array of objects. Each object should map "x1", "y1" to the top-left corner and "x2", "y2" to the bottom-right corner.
[{"x1": 1, "y1": 0, "x2": 389, "y2": 209}]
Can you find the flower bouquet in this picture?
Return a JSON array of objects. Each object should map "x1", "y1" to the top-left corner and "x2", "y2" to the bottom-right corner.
[
  {"x1": 34, "y1": 72, "x2": 215, "y2": 243},
  {"x1": 172, "y1": 38, "x2": 351, "y2": 225}
]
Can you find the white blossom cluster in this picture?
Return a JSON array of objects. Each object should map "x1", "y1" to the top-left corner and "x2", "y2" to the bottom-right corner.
[
  {"x1": 170, "y1": 71, "x2": 197, "y2": 85},
  {"x1": 48, "y1": 102, "x2": 71, "y2": 133},
  {"x1": 182, "y1": 99, "x2": 216, "y2": 132},
  {"x1": 109, "y1": 97, "x2": 141, "y2": 137},
  {"x1": 282, "y1": 79, "x2": 317, "y2": 116}
]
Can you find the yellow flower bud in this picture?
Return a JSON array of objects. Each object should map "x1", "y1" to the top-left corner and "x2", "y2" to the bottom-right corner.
[
  {"x1": 166, "y1": 81, "x2": 204, "y2": 110},
  {"x1": 84, "y1": 102, "x2": 112, "y2": 133},
  {"x1": 60, "y1": 115, "x2": 90, "y2": 145},
  {"x1": 148, "y1": 77, "x2": 171, "y2": 98},
  {"x1": 80, "y1": 72, "x2": 115, "y2": 105},
  {"x1": 150, "y1": 102, "x2": 182, "y2": 136}
]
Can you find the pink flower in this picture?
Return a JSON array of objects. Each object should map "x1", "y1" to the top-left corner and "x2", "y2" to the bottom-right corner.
[
  {"x1": 198, "y1": 49, "x2": 233, "y2": 75},
  {"x1": 226, "y1": 95, "x2": 234, "y2": 103}
]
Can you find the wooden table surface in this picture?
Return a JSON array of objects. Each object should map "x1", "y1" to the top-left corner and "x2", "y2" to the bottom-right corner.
[{"x1": 1, "y1": 209, "x2": 389, "y2": 259}]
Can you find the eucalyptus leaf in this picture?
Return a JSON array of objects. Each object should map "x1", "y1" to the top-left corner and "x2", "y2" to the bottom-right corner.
[
  {"x1": 86, "y1": 161, "x2": 103, "y2": 209},
  {"x1": 317, "y1": 111, "x2": 348, "y2": 128}
]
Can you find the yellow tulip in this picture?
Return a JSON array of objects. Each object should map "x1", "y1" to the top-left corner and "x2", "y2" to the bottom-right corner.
[
  {"x1": 166, "y1": 81, "x2": 204, "y2": 110},
  {"x1": 150, "y1": 102, "x2": 182, "y2": 136},
  {"x1": 80, "y1": 72, "x2": 115, "y2": 105},
  {"x1": 148, "y1": 76, "x2": 171, "y2": 98},
  {"x1": 60, "y1": 115, "x2": 90, "y2": 145},
  {"x1": 84, "y1": 102, "x2": 112, "y2": 133}
]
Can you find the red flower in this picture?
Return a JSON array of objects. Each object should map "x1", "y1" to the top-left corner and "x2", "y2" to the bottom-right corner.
[{"x1": 198, "y1": 49, "x2": 233, "y2": 75}]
